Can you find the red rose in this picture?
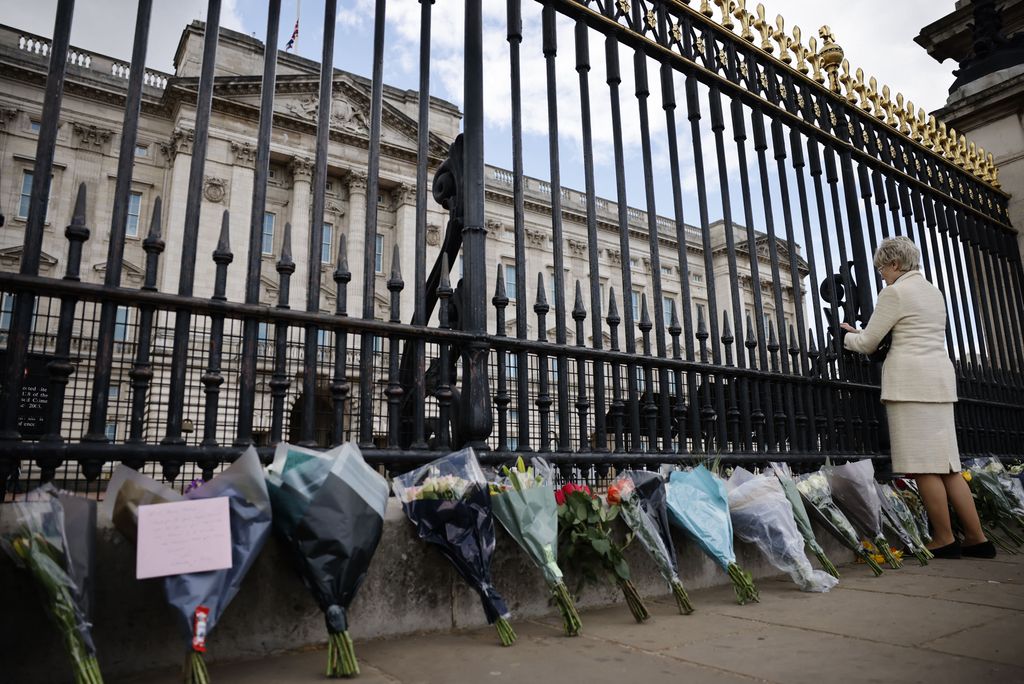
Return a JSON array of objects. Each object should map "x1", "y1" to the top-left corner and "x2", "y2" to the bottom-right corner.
[{"x1": 555, "y1": 489, "x2": 565, "y2": 505}]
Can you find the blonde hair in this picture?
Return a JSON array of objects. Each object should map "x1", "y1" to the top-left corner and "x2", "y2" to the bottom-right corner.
[{"x1": 873, "y1": 236, "x2": 920, "y2": 272}]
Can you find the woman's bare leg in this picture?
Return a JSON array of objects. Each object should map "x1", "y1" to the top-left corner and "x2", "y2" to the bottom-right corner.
[
  {"x1": 941, "y1": 472, "x2": 986, "y2": 545},
  {"x1": 915, "y1": 474, "x2": 955, "y2": 548}
]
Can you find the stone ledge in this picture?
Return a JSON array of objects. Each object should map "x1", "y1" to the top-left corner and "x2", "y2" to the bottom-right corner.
[{"x1": 2, "y1": 499, "x2": 852, "y2": 683}]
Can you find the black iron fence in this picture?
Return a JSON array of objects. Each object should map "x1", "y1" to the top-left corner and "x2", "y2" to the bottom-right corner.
[{"x1": 1, "y1": 0, "x2": 1022, "y2": 500}]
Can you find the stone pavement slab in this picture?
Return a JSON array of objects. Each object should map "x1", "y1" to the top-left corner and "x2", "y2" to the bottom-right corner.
[{"x1": 111, "y1": 552, "x2": 1024, "y2": 684}]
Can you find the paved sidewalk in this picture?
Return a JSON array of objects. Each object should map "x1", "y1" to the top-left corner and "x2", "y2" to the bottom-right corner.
[{"x1": 118, "y1": 553, "x2": 1024, "y2": 684}]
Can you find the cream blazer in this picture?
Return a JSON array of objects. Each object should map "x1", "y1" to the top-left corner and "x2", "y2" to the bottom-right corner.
[{"x1": 843, "y1": 271, "x2": 957, "y2": 403}]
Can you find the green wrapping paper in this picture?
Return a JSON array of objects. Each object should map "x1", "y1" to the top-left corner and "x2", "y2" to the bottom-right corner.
[
  {"x1": 490, "y1": 457, "x2": 581, "y2": 635},
  {"x1": 769, "y1": 462, "x2": 840, "y2": 578}
]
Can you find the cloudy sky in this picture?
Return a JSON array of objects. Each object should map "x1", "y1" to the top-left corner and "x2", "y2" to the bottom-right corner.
[{"x1": 2, "y1": 0, "x2": 961, "y2": 216}]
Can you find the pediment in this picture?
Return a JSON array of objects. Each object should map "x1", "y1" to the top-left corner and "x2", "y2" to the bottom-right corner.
[
  {"x1": 0, "y1": 246, "x2": 59, "y2": 273},
  {"x1": 92, "y1": 259, "x2": 145, "y2": 284}
]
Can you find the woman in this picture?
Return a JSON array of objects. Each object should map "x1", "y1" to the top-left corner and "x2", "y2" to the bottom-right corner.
[{"x1": 840, "y1": 236, "x2": 993, "y2": 559}]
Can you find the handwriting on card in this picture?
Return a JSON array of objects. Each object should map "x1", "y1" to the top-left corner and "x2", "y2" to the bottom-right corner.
[{"x1": 137, "y1": 497, "x2": 233, "y2": 579}]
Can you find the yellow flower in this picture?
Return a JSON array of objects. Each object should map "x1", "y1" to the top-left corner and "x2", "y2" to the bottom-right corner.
[{"x1": 962, "y1": 471, "x2": 972, "y2": 482}]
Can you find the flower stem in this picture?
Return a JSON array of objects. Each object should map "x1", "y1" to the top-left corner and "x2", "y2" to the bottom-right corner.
[
  {"x1": 495, "y1": 617, "x2": 517, "y2": 647},
  {"x1": 814, "y1": 549, "x2": 840, "y2": 579},
  {"x1": 726, "y1": 563, "x2": 759, "y2": 605},
  {"x1": 857, "y1": 548, "x2": 885, "y2": 576},
  {"x1": 551, "y1": 582, "x2": 582, "y2": 636},
  {"x1": 327, "y1": 630, "x2": 359, "y2": 677},
  {"x1": 183, "y1": 651, "x2": 209, "y2": 684},
  {"x1": 617, "y1": 578, "x2": 650, "y2": 622},
  {"x1": 875, "y1": 536, "x2": 902, "y2": 569},
  {"x1": 670, "y1": 579, "x2": 694, "y2": 615}
]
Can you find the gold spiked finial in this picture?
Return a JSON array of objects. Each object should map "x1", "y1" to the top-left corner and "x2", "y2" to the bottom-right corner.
[
  {"x1": 817, "y1": 25, "x2": 844, "y2": 92},
  {"x1": 902, "y1": 100, "x2": 915, "y2": 137},
  {"x1": 700, "y1": 0, "x2": 714, "y2": 18},
  {"x1": 714, "y1": 0, "x2": 737, "y2": 30},
  {"x1": 791, "y1": 25, "x2": 810, "y2": 73},
  {"x1": 940, "y1": 123, "x2": 954, "y2": 159},
  {"x1": 881, "y1": 85, "x2": 895, "y2": 125},
  {"x1": 773, "y1": 15, "x2": 792, "y2": 63},
  {"x1": 925, "y1": 115, "x2": 938, "y2": 151},
  {"x1": 733, "y1": 0, "x2": 755, "y2": 41},
  {"x1": 854, "y1": 68, "x2": 869, "y2": 110},
  {"x1": 868, "y1": 77, "x2": 881, "y2": 117},
  {"x1": 807, "y1": 36, "x2": 824, "y2": 83},
  {"x1": 914, "y1": 109, "x2": 927, "y2": 144},
  {"x1": 977, "y1": 146, "x2": 989, "y2": 180},
  {"x1": 754, "y1": 4, "x2": 774, "y2": 52},
  {"x1": 894, "y1": 92, "x2": 906, "y2": 130},
  {"x1": 987, "y1": 152, "x2": 1000, "y2": 187},
  {"x1": 967, "y1": 141, "x2": 979, "y2": 174},
  {"x1": 956, "y1": 133, "x2": 968, "y2": 167},
  {"x1": 839, "y1": 59, "x2": 856, "y2": 103}
]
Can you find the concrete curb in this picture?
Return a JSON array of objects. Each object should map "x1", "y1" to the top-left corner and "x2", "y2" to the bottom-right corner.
[{"x1": 2, "y1": 499, "x2": 853, "y2": 683}]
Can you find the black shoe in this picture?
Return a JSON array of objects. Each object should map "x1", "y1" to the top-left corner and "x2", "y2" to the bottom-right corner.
[
  {"x1": 962, "y1": 540, "x2": 997, "y2": 559},
  {"x1": 930, "y1": 540, "x2": 962, "y2": 559}
]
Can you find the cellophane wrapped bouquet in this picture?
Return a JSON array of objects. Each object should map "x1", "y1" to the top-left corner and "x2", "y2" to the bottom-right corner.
[
  {"x1": 726, "y1": 469, "x2": 838, "y2": 593},
  {"x1": 392, "y1": 448, "x2": 516, "y2": 646},
  {"x1": 489, "y1": 456, "x2": 581, "y2": 635},
  {"x1": 266, "y1": 442, "x2": 389, "y2": 676},
  {"x1": 102, "y1": 448, "x2": 272, "y2": 683},
  {"x1": 609, "y1": 471, "x2": 693, "y2": 614},
  {"x1": 823, "y1": 460, "x2": 903, "y2": 569},
  {"x1": 2, "y1": 484, "x2": 102, "y2": 683},
  {"x1": 795, "y1": 470, "x2": 884, "y2": 576},
  {"x1": 665, "y1": 466, "x2": 758, "y2": 604}
]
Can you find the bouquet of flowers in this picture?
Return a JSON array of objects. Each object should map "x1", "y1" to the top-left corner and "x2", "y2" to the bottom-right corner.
[
  {"x1": 609, "y1": 471, "x2": 693, "y2": 614},
  {"x1": 556, "y1": 481, "x2": 649, "y2": 622},
  {"x1": 102, "y1": 448, "x2": 272, "y2": 683},
  {"x1": 823, "y1": 460, "x2": 902, "y2": 569},
  {"x1": 665, "y1": 466, "x2": 758, "y2": 604},
  {"x1": 265, "y1": 442, "x2": 389, "y2": 676},
  {"x1": 2, "y1": 484, "x2": 102, "y2": 683},
  {"x1": 875, "y1": 482, "x2": 932, "y2": 565},
  {"x1": 795, "y1": 471, "x2": 884, "y2": 576},
  {"x1": 726, "y1": 469, "x2": 838, "y2": 593},
  {"x1": 962, "y1": 458, "x2": 1024, "y2": 550},
  {"x1": 392, "y1": 449, "x2": 516, "y2": 646},
  {"x1": 970, "y1": 458, "x2": 1024, "y2": 519},
  {"x1": 768, "y1": 462, "x2": 840, "y2": 578},
  {"x1": 490, "y1": 456, "x2": 581, "y2": 635},
  {"x1": 894, "y1": 480, "x2": 932, "y2": 545}
]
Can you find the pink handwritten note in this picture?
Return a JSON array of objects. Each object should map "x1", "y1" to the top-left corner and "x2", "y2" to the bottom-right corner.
[{"x1": 136, "y1": 497, "x2": 233, "y2": 579}]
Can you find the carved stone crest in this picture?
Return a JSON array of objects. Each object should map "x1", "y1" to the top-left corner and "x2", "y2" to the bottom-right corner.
[
  {"x1": 284, "y1": 95, "x2": 370, "y2": 135},
  {"x1": 203, "y1": 177, "x2": 227, "y2": 203},
  {"x1": 567, "y1": 238, "x2": 587, "y2": 257},
  {"x1": 426, "y1": 223, "x2": 441, "y2": 246},
  {"x1": 605, "y1": 248, "x2": 621, "y2": 265}
]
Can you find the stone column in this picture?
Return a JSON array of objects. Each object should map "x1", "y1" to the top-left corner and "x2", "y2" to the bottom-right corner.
[
  {"x1": 226, "y1": 140, "x2": 256, "y2": 303},
  {"x1": 159, "y1": 127, "x2": 196, "y2": 294},
  {"x1": 391, "y1": 182, "x2": 416, "y2": 320},
  {"x1": 289, "y1": 155, "x2": 314, "y2": 308},
  {"x1": 345, "y1": 170, "x2": 368, "y2": 317}
]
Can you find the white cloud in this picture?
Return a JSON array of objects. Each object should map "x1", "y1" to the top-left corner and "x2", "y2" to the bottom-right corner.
[
  {"x1": 0, "y1": 0, "x2": 248, "y2": 73},
  {"x1": 336, "y1": 0, "x2": 374, "y2": 29}
]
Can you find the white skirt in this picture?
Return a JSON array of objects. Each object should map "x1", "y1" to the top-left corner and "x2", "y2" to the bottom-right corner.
[{"x1": 885, "y1": 401, "x2": 961, "y2": 474}]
